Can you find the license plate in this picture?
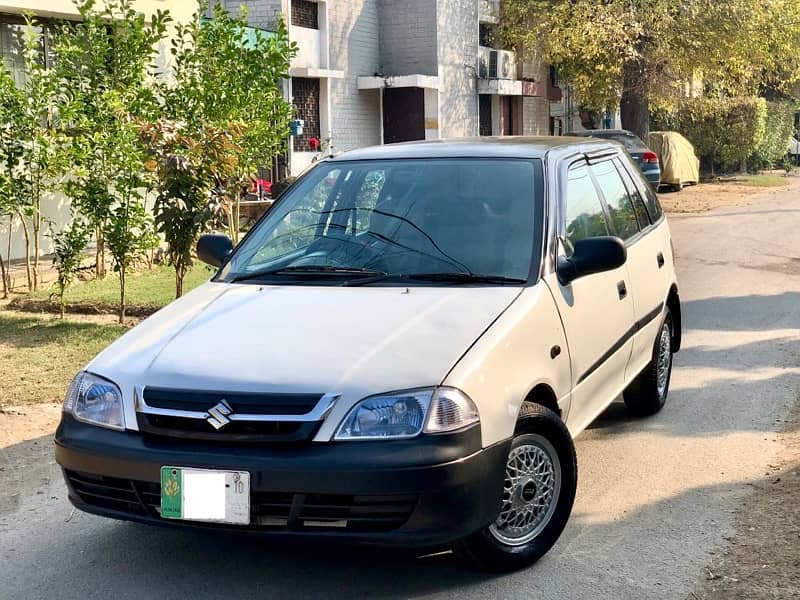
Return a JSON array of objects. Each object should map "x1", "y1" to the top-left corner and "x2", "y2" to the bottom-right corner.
[{"x1": 160, "y1": 467, "x2": 250, "y2": 525}]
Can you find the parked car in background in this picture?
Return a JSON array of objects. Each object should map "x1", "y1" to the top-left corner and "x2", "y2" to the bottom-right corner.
[
  {"x1": 55, "y1": 137, "x2": 680, "y2": 572},
  {"x1": 648, "y1": 131, "x2": 700, "y2": 191},
  {"x1": 568, "y1": 129, "x2": 661, "y2": 189}
]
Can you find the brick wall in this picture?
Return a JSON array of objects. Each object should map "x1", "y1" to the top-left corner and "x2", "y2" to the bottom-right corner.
[
  {"x1": 378, "y1": 0, "x2": 437, "y2": 76},
  {"x1": 328, "y1": 0, "x2": 382, "y2": 151},
  {"x1": 436, "y1": 0, "x2": 479, "y2": 138}
]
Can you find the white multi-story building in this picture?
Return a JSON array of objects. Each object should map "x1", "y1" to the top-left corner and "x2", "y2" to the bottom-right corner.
[{"x1": 221, "y1": 0, "x2": 560, "y2": 175}]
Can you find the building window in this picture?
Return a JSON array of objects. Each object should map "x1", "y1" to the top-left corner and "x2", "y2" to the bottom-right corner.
[
  {"x1": 0, "y1": 16, "x2": 54, "y2": 87},
  {"x1": 291, "y1": 77, "x2": 320, "y2": 152},
  {"x1": 291, "y1": 0, "x2": 319, "y2": 30},
  {"x1": 479, "y1": 23, "x2": 495, "y2": 47}
]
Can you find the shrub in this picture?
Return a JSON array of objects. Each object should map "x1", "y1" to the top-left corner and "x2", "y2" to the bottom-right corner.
[
  {"x1": 750, "y1": 101, "x2": 796, "y2": 171},
  {"x1": 652, "y1": 97, "x2": 766, "y2": 173}
]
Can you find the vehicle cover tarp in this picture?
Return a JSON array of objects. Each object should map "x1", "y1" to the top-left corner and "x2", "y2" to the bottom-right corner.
[{"x1": 648, "y1": 131, "x2": 700, "y2": 186}]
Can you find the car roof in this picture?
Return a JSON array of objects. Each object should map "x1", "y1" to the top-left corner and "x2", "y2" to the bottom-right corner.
[
  {"x1": 569, "y1": 129, "x2": 637, "y2": 137},
  {"x1": 329, "y1": 136, "x2": 614, "y2": 161}
]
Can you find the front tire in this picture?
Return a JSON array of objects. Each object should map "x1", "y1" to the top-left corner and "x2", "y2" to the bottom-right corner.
[
  {"x1": 624, "y1": 308, "x2": 674, "y2": 416},
  {"x1": 453, "y1": 404, "x2": 577, "y2": 572}
]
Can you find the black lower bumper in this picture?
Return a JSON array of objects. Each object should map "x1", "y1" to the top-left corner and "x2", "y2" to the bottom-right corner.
[{"x1": 54, "y1": 416, "x2": 510, "y2": 548}]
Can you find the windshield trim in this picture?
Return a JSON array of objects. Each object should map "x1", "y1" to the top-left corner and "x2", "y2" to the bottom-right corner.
[{"x1": 213, "y1": 157, "x2": 546, "y2": 288}]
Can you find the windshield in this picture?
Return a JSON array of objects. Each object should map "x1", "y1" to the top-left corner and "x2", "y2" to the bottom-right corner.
[{"x1": 219, "y1": 158, "x2": 543, "y2": 285}]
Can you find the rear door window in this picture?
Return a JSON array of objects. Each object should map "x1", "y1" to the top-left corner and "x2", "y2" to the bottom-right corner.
[
  {"x1": 613, "y1": 158, "x2": 651, "y2": 229},
  {"x1": 589, "y1": 160, "x2": 639, "y2": 241}
]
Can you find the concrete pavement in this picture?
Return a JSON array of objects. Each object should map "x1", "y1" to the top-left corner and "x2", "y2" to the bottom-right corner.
[{"x1": 1, "y1": 182, "x2": 799, "y2": 599}]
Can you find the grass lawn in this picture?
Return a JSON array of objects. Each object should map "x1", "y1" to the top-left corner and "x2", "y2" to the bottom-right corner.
[
  {"x1": 39, "y1": 263, "x2": 212, "y2": 306},
  {"x1": 0, "y1": 312, "x2": 126, "y2": 407},
  {"x1": 17, "y1": 263, "x2": 214, "y2": 317},
  {"x1": 728, "y1": 174, "x2": 789, "y2": 187}
]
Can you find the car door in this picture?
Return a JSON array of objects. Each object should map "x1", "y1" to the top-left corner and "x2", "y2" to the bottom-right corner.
[
  {"x1": 610, "y1": 156, "x2": 673, "y2": 381},
  {"x1": 544, "y1": 158, "x2": 636, "y2": 435}
]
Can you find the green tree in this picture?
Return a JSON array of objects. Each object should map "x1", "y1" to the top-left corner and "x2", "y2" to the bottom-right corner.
[
  {"x1": 52, "y1": 0, "x2": 168, "y2": 320},
  {"x1": 51, "y1": 220, "x2": 90, "y2": 318},
  {"x1": 502, "y1": 0, "x2": 800, "y2": 140},
  {"x1": 0, "y1": 67, "x2": 24, "y2": 297},
  {"x1": 53, "y1": 0, "x2": 169, "y2": 281},
  {"x1": 146, "y1": 3, "x2": 296, "y2": 298},
  {"x1": 0, "y1": 19, "x2": 63, "y2": 292},
  {"x1": 140, "y1": 119, "x2": 241, "y2": 297}
]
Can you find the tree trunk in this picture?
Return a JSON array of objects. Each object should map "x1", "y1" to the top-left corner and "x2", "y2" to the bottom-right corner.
[
  {"x1": 17, "y1": 211, "x2": 33, "y2": 292},
  {"x1": 4, "y1": 216, "x2": 12, "y2": 295},
  {"x1": 59, "y1": 294, "x2": 65, "y2": 319},
  {"x1": 620, "y1": 61, "x2": 650, "y2": 142},
  {"x1": 175, "y1": 264, "x2": 184, "y2": 299},
  {"x1": 0, "y1": 244, "x2": 7, "y2": 299},
  {"x1": 32, "y1": 211, "x2": 40, "y2": 292},
  {"x1": 95, "y1": 226, "x2": 106, "y2": 279},
  {"x1": 119, "y1": 268, "x2": 125, "y2": 324}
]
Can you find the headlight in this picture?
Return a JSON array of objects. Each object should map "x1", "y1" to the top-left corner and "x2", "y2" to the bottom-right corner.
[
  {"x1": 63, "y1": 372, "x2": 125, "y2": 431},
  {"x1": 334, "y1": 387, "x2": 479, "y2": 440}
]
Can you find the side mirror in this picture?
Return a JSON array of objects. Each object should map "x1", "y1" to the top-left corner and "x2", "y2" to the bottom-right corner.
[
  {"x1": 557, "y1": 236, "x2": 626, "y2": 285},
  {"x1": 196, "y1": 234, "x2": 233, "y2": 268}
]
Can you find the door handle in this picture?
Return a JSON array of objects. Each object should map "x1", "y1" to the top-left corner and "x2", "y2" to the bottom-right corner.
[
  {"x1": 656, "y1": 252, "x2": 665, "y2": 268},
  {"x1": 617, "y1": 280, "x2": 627, "y2": 300}
]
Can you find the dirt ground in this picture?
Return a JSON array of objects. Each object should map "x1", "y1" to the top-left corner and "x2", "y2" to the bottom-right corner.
[
  {"x1": 0, "y1": 403, "x2": 61, "y2": 448},
  {"x1": 692, "y1": 401, "x2": 800, "y2": 599},
  {"x1": 659, "y1": 180, "x2": 791, "y2": 213}
]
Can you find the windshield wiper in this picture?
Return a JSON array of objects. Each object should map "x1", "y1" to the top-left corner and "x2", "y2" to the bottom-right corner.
[
  {"x1": 229, "y1": 265, "x2": 387, "y2": 283},
  {"x1": 406, "y1": 272, "x2": 528, "y2": 285},
  {"x1": 346, "y1": 272, "x2": 527, "y2": 286}
]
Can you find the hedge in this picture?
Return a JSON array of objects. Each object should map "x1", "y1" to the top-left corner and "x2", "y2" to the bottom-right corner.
[
  {"x1": 652, "y1": 97, "x2": 767, "y2": 173},
  {"x1": 750, "y1": 101, "x2": 796, "y2": 171}
]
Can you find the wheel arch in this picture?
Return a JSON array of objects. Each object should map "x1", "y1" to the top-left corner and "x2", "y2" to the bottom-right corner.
[{"x1": 515, "y1": 384, "x2": 562, "y2": 435}]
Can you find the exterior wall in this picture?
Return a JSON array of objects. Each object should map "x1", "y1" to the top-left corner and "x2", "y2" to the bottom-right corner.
[
  {"x1": 222, "y1": 0, "x2": 283, "y2": 29},
  {"x1": 436, "y1": 0, "x2": 479, "y2": 138},
  {"x1": 520, "y1": 54, "x2": 551, "y2": 135},
  {"x1": 327, "y1": 0, "x2": 381, "y2": 153},
  {"x1": 378, "y1": 0, "x2": 437, "y2": 76},
  {"x1": 0, "y1": 0, "x2": 195, "y2": 22},
  {"x1": 522, "y1": 97, "x2": 549, "y2": 135}
]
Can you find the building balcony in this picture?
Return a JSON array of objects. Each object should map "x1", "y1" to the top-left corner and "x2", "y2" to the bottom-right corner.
[{"x1": 290, "y1": 24, "x2": 322, "y2": 70}]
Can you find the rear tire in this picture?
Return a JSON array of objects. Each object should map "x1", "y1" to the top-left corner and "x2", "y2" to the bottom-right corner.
[
  {"x1": 624, "y1": 308, "x2": 674, "y2": 416},
  {"x1": 453, "y1": 404, "x2": 577, "y2": 572}
]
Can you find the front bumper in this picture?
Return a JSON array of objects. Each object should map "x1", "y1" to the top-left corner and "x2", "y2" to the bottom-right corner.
[{"x1": 54, "y1": 415, "x2": 510, "y2": 548}]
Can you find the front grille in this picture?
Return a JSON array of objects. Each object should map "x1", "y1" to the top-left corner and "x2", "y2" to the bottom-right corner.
[
  {"x1": 137, "y1": 414, "x2": 319, "y2": 444},
  {"x1": 136, "y1": 388, "x2": 328, "y2": 444},
  {"x1": 66, "y1": 470, "x2": 417, "y2": 533},
  {"x1": 142, "y1": 388, "x2": 321, "y2": 416}
]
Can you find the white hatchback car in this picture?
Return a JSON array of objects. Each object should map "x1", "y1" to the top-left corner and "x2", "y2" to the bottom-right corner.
[{"x1": 56, "y1": 137, "x2": 681, "y2": 571}]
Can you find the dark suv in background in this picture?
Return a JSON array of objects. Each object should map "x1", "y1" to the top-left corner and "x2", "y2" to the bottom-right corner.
[{"x1": 568, "y1": 129, "x2": 661, "y2": 189}]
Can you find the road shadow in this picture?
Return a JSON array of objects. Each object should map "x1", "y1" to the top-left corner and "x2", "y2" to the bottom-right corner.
[
  {"x1": 2, "y1": 429, "x2": 796, "y2": 600},
  {"x1": 681, "y1": 292, "x2": 800, "y2": 332}
]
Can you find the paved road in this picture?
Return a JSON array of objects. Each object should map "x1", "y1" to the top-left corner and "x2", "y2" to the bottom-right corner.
[{"x1": 2, "y1": 184, "x2": 799, "y2": 599}]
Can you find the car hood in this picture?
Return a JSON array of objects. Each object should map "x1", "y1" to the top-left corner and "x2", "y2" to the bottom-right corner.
[{"x1": 88, "y1": 282, "x2": 521, "y2": 432}]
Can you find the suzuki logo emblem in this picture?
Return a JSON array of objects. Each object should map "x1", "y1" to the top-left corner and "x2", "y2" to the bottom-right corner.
[{"x1": 206, "y1": 399, "x2": 233, "y2": 430}]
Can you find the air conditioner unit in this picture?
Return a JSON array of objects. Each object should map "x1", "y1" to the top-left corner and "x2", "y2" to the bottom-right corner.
[
  {"x1": 478, "y1": 48, "x2": 517, "y2": 80},
  {"x1": 497, "y1": 50, "x2": 517, "y2": 79}
]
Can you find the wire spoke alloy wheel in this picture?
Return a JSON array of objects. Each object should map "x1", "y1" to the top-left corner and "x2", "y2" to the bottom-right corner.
[
  {"x1": 489, "y1": 435, "x2": 561, "y2": 546},
  {"x1": 656, "y1": 320, "x2": 672, "y2": 398}
]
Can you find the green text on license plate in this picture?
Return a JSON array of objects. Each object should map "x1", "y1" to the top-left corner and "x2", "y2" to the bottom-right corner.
[{"x1": 160, "y1": 467, "x2": 250, "y2": 525}]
